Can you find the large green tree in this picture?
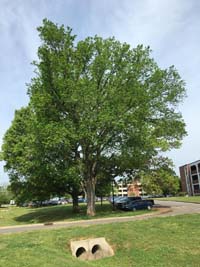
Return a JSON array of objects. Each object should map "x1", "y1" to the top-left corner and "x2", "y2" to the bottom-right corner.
[{"x1": 3, "y1": 19, "x2": 186, "y2": 216}]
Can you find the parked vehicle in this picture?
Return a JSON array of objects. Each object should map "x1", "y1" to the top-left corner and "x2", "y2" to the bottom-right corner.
[
  {"x1": 60, "y1": 199, "x2": 68, "y2": 205},
  {"x1": 51, "y1": 200, "x2": 58, "y2": 205},
  {"x1": 115, "y1": 196, "x2": 142, "y2": 209},
  {"x1": 78, "y1": 198, "x2": 87, "y2": 203},
  {"x1": 9, "y1": 200, "x2": 15, "y2": 205},
  {"x1": 48, "y1": 198, "x2": 61, "y2": 205},
  {"x1": 41, "y1": 200, "x2": 51, "y2": 206},
  {"x1": 108, "y1": 196, "x2": 122, "y2": 204},
  {"x1": 122, "y1": 199, "x2": 153, "y2": 211},
  {"x1": 28, "y1": 201, "x2": 41, "y2": 207}
]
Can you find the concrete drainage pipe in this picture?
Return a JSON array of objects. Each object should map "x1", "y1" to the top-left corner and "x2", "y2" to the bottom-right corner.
[{"x1": 71, "y1": 237, "x2": 114, "y2": 261}]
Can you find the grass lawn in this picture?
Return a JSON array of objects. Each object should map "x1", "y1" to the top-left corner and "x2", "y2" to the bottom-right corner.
[
  {"x1": 0, "y1": 214, "x2": 199, "y2": 267},
  {"x1": 157, "y1": 196, "x2": 200, "y2": 203},
  {"x1": 0, "y1": 203, "x2": 153, "y2": 227}
]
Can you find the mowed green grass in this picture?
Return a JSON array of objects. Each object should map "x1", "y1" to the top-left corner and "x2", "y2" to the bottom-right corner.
[
  {"x1": 0, "y1": 214, "x2": 199, "y2": 267},
  {"x1": 157, "y1": 196, "x2": 200, "y2": 203},
  {"x1": 0, "y1": 203, "x2": 152, "y2": 227}
]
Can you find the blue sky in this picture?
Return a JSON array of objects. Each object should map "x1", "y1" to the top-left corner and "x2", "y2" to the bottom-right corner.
[{"x1": 1, "y1": 0, "x2": 200, "y2": 184}]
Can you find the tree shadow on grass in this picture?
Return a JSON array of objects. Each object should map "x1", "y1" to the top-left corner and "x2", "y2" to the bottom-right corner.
[
  {"x1": 14, "y1": 205, "x2": 87, "y2": 224},
  {"x1": 14, "y1": 203, "x2": 116, "y2": 224}
]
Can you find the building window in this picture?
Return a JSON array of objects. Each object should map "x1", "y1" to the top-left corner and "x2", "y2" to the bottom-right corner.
[
  {"x1": 190, "y1": 165, "x2": 197, "y2": 175},
  {"x1": 193, "y1": 184, "x2": 200, "y2": 194},
  {"x1": 192, "y1": 175, "x2": 198, "y2": 184}
]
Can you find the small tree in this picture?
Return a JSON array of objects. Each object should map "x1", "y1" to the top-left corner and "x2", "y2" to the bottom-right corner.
[
  {"x1": 141, "y1": 157, "x2": 180, "y2": 196},
  {"x1": 96, "y1": 176, "x2": 112, "y2": 205},
  {"x1": 1, "y1": 107, "x2": 82, "y2": 211}
]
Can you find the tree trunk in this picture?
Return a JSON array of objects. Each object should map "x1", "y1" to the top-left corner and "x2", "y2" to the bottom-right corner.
[
  {"x1": 72, "y1": 192, "x2": 79, "y2": 213},
  {"x1": 100, "y1": 195, "x2": 103, "y2": 207},
  {"x1": 86, "y1": 177, "x2": 96, "y2": 216}
]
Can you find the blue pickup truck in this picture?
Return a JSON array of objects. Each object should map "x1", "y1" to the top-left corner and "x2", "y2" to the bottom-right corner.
[{"x1": 115, "y1": 196, "x2": 154, "y2": 211}]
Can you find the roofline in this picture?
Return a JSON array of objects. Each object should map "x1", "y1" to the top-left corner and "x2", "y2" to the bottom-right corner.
[{"x1": 179, "y1": 159, "x2": 200, "y2": 168}]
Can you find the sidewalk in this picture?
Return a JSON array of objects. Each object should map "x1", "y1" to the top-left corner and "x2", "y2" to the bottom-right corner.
[{"x1": 0, "y1": 206, "x2": 172, "y2": 234}]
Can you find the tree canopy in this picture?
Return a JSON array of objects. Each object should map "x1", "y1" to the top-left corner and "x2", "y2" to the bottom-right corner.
[
  {"x1": 140, "y1": 157, "x2": 180, "y2": 196},
  {"x1": 2, "y1": 106, "x2": 82, "y2": 209},
  {"x1": 1, "y1": 19, "x2": 186, "y2": 215}
]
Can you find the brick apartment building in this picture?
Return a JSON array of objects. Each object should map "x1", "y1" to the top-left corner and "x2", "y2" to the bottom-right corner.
[
  {"x1": 116, "y1": 180, "x2": 142, "y2": 197},
  {"x1": 179, "y1": 160, "x2": 200, "y2": 196}
]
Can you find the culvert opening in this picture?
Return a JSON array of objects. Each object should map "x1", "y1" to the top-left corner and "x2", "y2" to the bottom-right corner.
[
  {"x1": 76, "y1": 247, "x2": 86, "y2": 258},
  {"x1": 92, "y1": 244, "x2": 101, "y2": 254},
  {"x1": 70, "y1": 237, "x2": 114, "y2": 261}
]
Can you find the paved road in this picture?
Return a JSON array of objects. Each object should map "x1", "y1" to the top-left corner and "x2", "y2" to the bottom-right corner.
[
  {"x1": 155, "y1": 200, "x2": 200, "y2": 216},
  {"x1": 0, "y1": 201, "x2": 199, "y2": 234}
]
